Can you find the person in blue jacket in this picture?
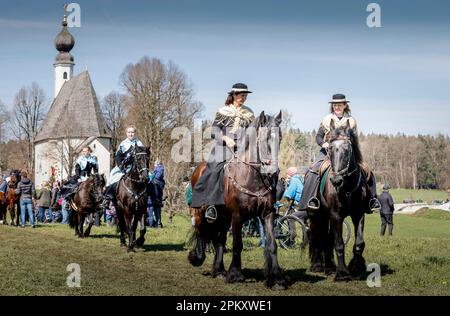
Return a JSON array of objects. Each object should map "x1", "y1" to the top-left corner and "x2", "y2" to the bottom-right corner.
[{"x1": 148, "y1": 160, "x2": 165, "y2": 228}]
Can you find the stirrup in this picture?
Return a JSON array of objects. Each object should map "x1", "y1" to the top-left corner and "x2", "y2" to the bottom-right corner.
[
  {"x1": 307, "y1": 197, "x2": 320, "y2": 210},
  {"x1": 368, "y1": 198, "x2": 381, "y2": 214},
  {"x1": 205, "y1": 205, "x2": 217, "y2": 223}
]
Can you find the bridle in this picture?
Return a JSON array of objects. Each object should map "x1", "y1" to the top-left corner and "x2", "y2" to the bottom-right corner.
[
  {"x1": 120, "y1": 149, "x2": 149, "y2": 212},
  {"x1": 328, "y1": 137, "x2": 361, "y2": 197}
]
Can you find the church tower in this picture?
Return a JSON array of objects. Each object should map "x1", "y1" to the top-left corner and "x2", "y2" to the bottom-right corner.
[{"x1": 54, "y1": 12, "x2": 75, "y2": 98}]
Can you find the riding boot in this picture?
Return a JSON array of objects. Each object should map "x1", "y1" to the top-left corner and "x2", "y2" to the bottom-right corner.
[
  {"x1": 367, "y1": 172, "x2": 381, "y2": 214},
  {"x1": 205, "y1": 205, "x2": 217, "y2": 223},
  {"x1": 299, "y1": 171, "x2": 321, "y2": 211},
  {"x1": 101, "y1": 183, "x2": 117, "y2": 209}
]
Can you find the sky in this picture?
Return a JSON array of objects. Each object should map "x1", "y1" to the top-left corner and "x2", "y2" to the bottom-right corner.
[{"x1": 0, "y1": 0, "x2": 449, "y2": 136}]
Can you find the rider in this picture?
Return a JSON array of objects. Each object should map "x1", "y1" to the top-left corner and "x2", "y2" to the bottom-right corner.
[
  {"x1": 61, "y1": 146, "x2": 98, "y2": 204},
  {"x1": 191, "y1": 83, "x2": 255, "y2": 222},
  {"x1": 299, "y1": 93, "x2": 380, "y2": 214},
  {"x1": 102, "y1": 125, "x2": 145, "y2": 207}
]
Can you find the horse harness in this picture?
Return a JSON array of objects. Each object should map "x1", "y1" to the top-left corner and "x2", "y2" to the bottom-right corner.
[{"x1": 224, "y1": 155, "x2": 273, "y2": 198}]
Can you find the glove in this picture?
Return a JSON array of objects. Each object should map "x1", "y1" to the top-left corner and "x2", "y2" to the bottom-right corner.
[
  {"x1": 222, "y1": 135, "x2": 236, "y2": 148},
  {"x1": 322, "y1": 142, "x2": 330, "y2": 149}
]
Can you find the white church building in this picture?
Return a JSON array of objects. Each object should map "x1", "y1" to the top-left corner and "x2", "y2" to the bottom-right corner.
[{"x1": 34, "y1": 14, "x2": 111, "y2": 188}]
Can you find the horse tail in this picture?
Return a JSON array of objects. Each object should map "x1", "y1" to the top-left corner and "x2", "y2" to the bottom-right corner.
[{"x1": 68, "y1": 208, "x2": 78, "y2": 229}]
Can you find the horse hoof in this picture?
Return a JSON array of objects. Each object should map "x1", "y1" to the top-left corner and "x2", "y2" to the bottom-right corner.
[
  {"x1": 310, "y1": 264, "x2": 325, "y2": 273},
  {"x1": 135, "y1": 238, "x2": 145, "y2": 248},
  {"x1": 349, "y1": 256, "x2": 366, "y2": 277},
  {"x1": 211, "y1": 270, "x2": 227, "y2": 279},
  {"x1": 120, "y1": 243, "x2": 126, "y2": 248},
  {"x1": 226, "y1": 269, "x2": 245, "y2": 283},
  {"x1": 334, "y1": 270, "x2": 352, "y2": 282},
  {"x1": 127, "y1": 248, "x2": 136, "y2": 253}
]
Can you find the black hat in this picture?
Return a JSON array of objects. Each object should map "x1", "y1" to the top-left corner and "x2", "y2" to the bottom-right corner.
[
  {"x1": 383, "y1": 184, "x2": 390, "y2": 190},
  {"x1": 329, "y1": 93, "x2": 350, "y2": 103},
  {"x1": 228, "y1": 83, "x2": 252, "y2": 94}
]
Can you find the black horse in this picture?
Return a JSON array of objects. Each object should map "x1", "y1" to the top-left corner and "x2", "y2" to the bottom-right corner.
[
  {"x1": 188, "y1": 111, "x2": 287, "y2": 288},
  {"x1": 114, "y1": 145, "x2": 151, "y2": 252},
  {"x1": 309, "y1": 120, "x2": 370, "y2": 281}
]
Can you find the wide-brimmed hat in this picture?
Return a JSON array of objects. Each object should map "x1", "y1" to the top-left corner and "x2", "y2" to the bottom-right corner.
[
  {"x1": 329, "y1": 93, "x2": 350, "y2": 103},
  {"x1": 228, "y1": 83, "x2": 252, "y2": 94}
]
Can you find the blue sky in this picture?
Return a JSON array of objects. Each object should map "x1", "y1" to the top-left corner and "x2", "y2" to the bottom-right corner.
[{"x1": 0, "y1": 0, "x2": 449, "y2": 135}]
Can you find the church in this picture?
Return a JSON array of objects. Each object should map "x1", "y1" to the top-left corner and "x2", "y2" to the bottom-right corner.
[{"x1": 34, "y1": 13, "x2": 111, "y2": 188}]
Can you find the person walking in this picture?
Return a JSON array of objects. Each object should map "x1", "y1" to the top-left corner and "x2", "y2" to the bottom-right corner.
[{"x1": 379, "y1": 184, "x2": 395, "y2": 237}]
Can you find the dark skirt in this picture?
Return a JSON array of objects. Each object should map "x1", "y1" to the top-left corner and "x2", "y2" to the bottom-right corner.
[{"x1": 191, "y1": 161, "x2": 226, "y2": 208}]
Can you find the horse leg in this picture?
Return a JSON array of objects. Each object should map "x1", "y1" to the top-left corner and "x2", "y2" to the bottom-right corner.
[
  {"x1": 83, "y1": 213, "x2": 94, "y2": 237},
  {"x1": 211, "y1": 224, "x2": 229, "y2": 278},
  {"x1": 308, "y1": 212, "x2": 325, "y2": 273},
  {"x1": 324, "y1": 218, "x2": 337, "y2": 275},
  {"x1": 116, "y1": 209, "x2": 127, "y2": 247},
  {"x1": 127, "y1": 215, "x2": 139, "y2": 252},
  {"x1": 15, "y1": 201, "x2": 21, "y2": 226},
  {"x1": 226, "y1": 218, "x2": 245, "y2": 283},
  {"x1": 135, "y1": 215, "x2": 146, "y2": 248},
  {"x1": 331, "y1": 213, "x2": 351, "y2": 281},
  {"x1": 8, "y1": 205, "x2": 14, "y2": 226},
  {"x1": 348, "y1": 213, "x2": 366, "y2": 277},
  {"x1": 263, "y1": 212, "x2": 287, "y2": 289},
  {"x1": 78, "y1": 213, "x2": 85, "y2": 238}
]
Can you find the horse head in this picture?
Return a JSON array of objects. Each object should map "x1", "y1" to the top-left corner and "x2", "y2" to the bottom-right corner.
[
  {"x1": 328, "y1": 120, "x2": 361, "y2": 189},
  {"x1": 93, "y1": 173, "x2": 106, "y2": 204},
  {"x1": 128, "y1": 145, "x2": 151, "y2": 183},
  {"x1": 244, "y1": 111, "x2": 282, "y2": 176}
]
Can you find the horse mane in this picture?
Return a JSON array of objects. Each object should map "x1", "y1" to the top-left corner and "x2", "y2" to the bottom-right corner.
[{"x1": 329, "y1": 126, "x2": 363, "y2": 164}]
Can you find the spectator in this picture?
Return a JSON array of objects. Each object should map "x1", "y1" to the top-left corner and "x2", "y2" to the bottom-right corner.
[
  {"x1": 379, "y1": 184, "x2": 395, "y2": 238},
  {"x1": 50, "y1": 181, "x2": 61, "y2": 223},
  {"x1": 148, "y1": 160, "x2": 165, "y2": 228},
  {"x1": 15, "y1": 171, "x2": 36, "y2": 228},
  {"x1": 36, "y1": 182, "x2": 52, "y2": 223}
]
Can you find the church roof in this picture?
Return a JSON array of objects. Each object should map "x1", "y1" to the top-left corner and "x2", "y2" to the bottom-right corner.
[{"x1": 35, "y1": 70, "x2": 111, "y2": 143}]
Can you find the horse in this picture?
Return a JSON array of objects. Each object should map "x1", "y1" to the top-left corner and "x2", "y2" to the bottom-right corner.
[
  {"x1": 114, "y1": 145, "x2": 150, "y2": 252},
  {"x1": 68, "y1": 174, "x2": 106, "y2": 237},
  {"x1": 6, "y1": 173, "x2": 21, "y2": 226},
  {"x1": 188, "y1": 111, "x2": 287, "y2": 289},
  {"x1": 308, "y1": 119, "x2": 370, "y2": 281}
]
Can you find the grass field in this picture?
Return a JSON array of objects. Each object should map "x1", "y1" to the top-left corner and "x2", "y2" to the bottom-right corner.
[
  {"x1": 388, "y1": 188, "x2": 449, "y2": 204},
  {"x1": 1, "y1": 208, "x2": 449, "y2": 296}
]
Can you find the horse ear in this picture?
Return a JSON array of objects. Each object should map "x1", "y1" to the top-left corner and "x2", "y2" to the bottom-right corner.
[
  {"x1": 330, "y1": 119, "x2": 335, "y2": 130},
  {"x1": 274, "y1": 110, "x2": 282, "y2": 126},
  {"x1": 259, "y1": 111, "x2": 266, "y2": 126}
]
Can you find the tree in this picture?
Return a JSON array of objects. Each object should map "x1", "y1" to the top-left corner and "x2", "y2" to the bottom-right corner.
[
  {"x1": 120, "y1": 57, "x2": 203, "y2": 210},
  {"x1": 102, "y1": 91, "x2": 127, "y2": 166},
  {"x1": 12, "y1": 83, "x2": 47, "y2": 174},
  {"x1": 120, "y1": 57, "x2": 203, "y2": 160}
]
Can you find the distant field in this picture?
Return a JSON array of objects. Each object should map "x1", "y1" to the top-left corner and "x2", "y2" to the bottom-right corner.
[
  {"x1": 0, "y1": 209, "x2": 449, "y2": 296},
  {"x1": 388, "y1": 189, "x2": 448, "y2": 204}
]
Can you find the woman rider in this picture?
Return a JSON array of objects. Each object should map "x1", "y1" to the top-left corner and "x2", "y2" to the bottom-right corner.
[
  {"x1": 191, "y1": 83, "x2": 255, "y2": 222},
  {"x1": 299, "y1": 93, "x2": 380, "y2": 213}
]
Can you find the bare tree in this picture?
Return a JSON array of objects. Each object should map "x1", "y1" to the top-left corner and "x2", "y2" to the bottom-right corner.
[
  {"x1": 102, "y1": 91, "x2": 127, "y2": 164},
  {"x1": 12, "y1": 83, "x2": 47, "y2": 174},
  {"x1": 120, "y1": 57, "x2": 203, "y2": 160},
  {"x1": 120, "y1": 57, "x2": 203, "y2": 210},
  {"x1": 0, "y1": 98, "x2": 9, "y2": 142}
]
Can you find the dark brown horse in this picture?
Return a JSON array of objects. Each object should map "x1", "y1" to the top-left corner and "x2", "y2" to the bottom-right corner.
[
  {"x1": 114, "y1": 145, "x2": 150, "y2": 252},
  {"x1": 6, "y1": 173, "x2": 21, "y2": 226},
  {"x1": 308, "y1": 120, "x2": 370, "y2": 281},
  {"x1": 188, "y1": 111, "x2": 287, "y2": 288},
  {"x1": 68, "y1": 174, "x2": 106, "y2": 237}
]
